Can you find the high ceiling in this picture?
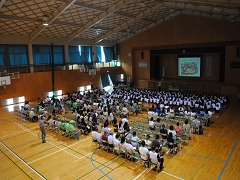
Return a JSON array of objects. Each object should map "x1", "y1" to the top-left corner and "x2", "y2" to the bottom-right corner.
[{"x1": 0, "y1": 0, "x2": 240, "y2": 44}]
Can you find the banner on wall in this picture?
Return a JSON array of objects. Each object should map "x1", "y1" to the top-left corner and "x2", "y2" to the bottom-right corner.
[
  {"x1": 206, "y1": 56, "x2": 212, "y2": 76},
  {"x1": 139, "y1": 62, "x2": 147, "y2": 68}
]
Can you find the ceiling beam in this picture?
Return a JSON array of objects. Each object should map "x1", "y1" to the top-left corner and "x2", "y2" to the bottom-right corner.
[
  {"x1": 29, "y1": 0, "x2": 76, "y2": 41},
  {"x1": 0, "y1": 0, "x2": 6, "y2": 10},
  {"x1": 57, "y1": 0, "x2": 105, "y2": 11},
  {"x1": 66, "y1": 0, "x2": 133, "y2": 42},
  {"x1": 95, "y1": 3, "x2": 164, "y2": 43}
]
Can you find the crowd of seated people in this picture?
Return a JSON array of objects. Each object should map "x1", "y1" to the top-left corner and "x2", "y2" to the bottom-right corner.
[{"x1": 13, "y1": 85, "x2": 230, "y2": 173}]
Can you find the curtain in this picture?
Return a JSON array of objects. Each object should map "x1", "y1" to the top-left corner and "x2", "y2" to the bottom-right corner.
[
  {"x1": 96, "y1": 46, "x2": 102, "y2": 63},
  {"x1": 8, "y1": 45, "x2": 28, "y2": 66},
  {"x1": 33, "y1": 45, "x2": 51, "y2": 64},
  {"x1": 53, "y1": 45, "x2": 64, "y2": 64},
  {"x1": 0, "y1": 45, "x2": 5, "y2": 66},
  {"x1": 103, "y1": 46, "x2": 114, "y2": 62},
  {"x1": 68, "y1": 46, "x2": 80, "y2": 64},
  {"x1": 79, "y1": 46, "x2": 92, "y2": 63},
  {"x1": 68, "y1": 46, "x2": 93, "y2": 64},
  {"x1": 96, "y1": 46, "x2": 114, "y2": 63}
]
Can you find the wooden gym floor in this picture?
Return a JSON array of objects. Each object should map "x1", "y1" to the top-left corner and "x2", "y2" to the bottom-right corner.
[{"x1": 1, "y1": 99, "x2": 240, "y2": 180}]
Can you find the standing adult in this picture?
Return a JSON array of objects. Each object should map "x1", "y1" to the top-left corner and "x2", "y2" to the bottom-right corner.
[
  {"x1": 158, "y1": 79, "x2": 161, "y2": 91},
  {"x1": 90, "y1": 80, "x2": 93, "y2": 91},
  {"x1": 39, "y1": 116, "x2": 46, "y2": 143}
]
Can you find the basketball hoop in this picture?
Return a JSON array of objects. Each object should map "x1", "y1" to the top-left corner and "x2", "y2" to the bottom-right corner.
[
  {"x1": 2, "y1": 83, "x2": 6, "y2": 89},
  {"x1": 1, "y1": 80, "x2": 7, "y2": 89}
]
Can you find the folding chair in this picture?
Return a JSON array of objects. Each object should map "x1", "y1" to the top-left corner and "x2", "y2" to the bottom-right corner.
[
  {"x1": 108, "y1": 141, "x2": 114, "y2": 152},
  {"x1": 149, "y1": 157, "x2": 160, "y2": 172},
  {"x1": 140, "y1": 153, "x2": 150, "y2": 167},
  {"x1": 102, "y1": 140, "x2": 108, "y2": 151},
  {"x1": 120, "y1": 144, "x2": 127, "y2": 158},
  {"x1": 167, "y1": 142, "x2": 174, "y2": 154}
]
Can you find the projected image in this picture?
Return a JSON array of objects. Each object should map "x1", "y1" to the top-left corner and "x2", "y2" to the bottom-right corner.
[{"x1": 178, "y1": 57, "x2": 201, "y2": 77}]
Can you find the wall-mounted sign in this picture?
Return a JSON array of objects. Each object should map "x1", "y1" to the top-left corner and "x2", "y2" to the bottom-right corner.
[{"x1": 139, "y1": 62, "x2": 147, "y2": 68}]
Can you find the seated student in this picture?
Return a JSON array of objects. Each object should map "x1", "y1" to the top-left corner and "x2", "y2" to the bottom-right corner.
[
  {"x1": 113, "y1": 133, "x2": 121, "y2": 152},
  {"x1": 125, "y1": 139, "x2": 134, "y2": 154},
  {"x1": 149, "y1": 117, "x2": 155, "y2": 130},
  {"x1": 182, "y1": 120, "x2": 191, "y2": 136},
  {"x1": 73, "y1": 127, "x2": 81, "y2": 140},
  {"x1": 81, "y1": 118, "x2": 91, "y2": 133},
  {"x1": 167, "y1": 132, "x2": 178, "y2": 154},
  {"x1": 102, "y1": 122, "x2": 110, "y2": 135},
  {"x1": 118, "y1": 121, "x2": 124, "y2": 135},
  {"x1": 192, "y1": 115, "x2": 201, "y2": 133},
  {"x1": 168, "y1": 125, "x2": 176, "y2": 139},
  {"x1": 125, "y1": 128, "x2": 133, "y2": 141},
  {"x1": 122, "y1": 104, "x2": 129, "y2": 117},
  {"x1": 154, "y1": 118, "x2": 162, "y2": 130},
  {"x1": 145, "y1": 134, "x2": 152, "y2": 150},
  {"x1": 108, "y1": 132, "x2": 114, "y2": 146},
  {"x1": 92, "y1": 126, "x2": 98, "y2": 140},
  {"x1": 149, "y1": 146, "x2": 164, "y2": 171},
  {"x1": 102, "y1": 131, "x2": 108, "y2": 141},
  {"x1": 123, "y1": 122, "x2": 129, "y2": 132},
  {"x1": 151, "y1": 134, "x2": 161, "y2": 152},
  {"x1": 96, "y1": 129, "x2": 102, "y2": 142},
  {"x1": 120, "y1": 136, "x2": 127, "y2": 154},
  {"x1": 29, "y1": 108, "x2": 38, "y2": 122},
  {"x1": 131, "y1": 131, "x2": 139, "y2": 148},
  {"x1": 139, "y1": 140, "x2": 150, "y2": 167},
  {"x1": 174, "y1": 122, "x2": 182, "y2": 137}
]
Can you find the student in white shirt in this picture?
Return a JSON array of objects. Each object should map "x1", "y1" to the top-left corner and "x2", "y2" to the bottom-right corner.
[
  {"x1": 139, "y1": 140, "x2": 150, "y2": 167},
  {"x1": 131, "y1": 131, "x2": 139, "y2": 148}
]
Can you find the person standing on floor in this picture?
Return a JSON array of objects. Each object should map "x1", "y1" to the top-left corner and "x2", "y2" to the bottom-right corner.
[
  {"x1": 90, "y1": 80, "x2": 93, "y2": 91},
  {"x1": 39, "y1": 116, "x2": 46, "y2": 143},
  {"x1": 158, "y1": 79, "x2": 161, "y2": 91}
]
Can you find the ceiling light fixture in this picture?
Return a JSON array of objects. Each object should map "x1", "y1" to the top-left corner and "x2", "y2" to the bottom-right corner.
[{"x1": 43, "y1": 14, "x2": 49, "y2": 26}]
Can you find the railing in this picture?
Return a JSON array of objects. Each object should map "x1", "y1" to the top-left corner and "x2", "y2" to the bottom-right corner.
[{"x1": 1, "y1": 61, "x2": 121, "y2": 74}]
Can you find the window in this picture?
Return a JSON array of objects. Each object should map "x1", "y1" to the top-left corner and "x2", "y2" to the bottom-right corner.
[
  {"x1": 33, "y1": 45, "x2": 64, "y2": 65},
  {"x1": 68, "y1": 46, "x2": 92, "y2": 64},
  {"x1": 0, "y1": 44, "x2": 28, "y2": 66},
  {"x1": 96, "y1": 46, "x2": 114, "y2": 63}
]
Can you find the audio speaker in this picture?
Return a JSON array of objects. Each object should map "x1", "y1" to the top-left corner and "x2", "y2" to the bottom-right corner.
[
  {"x1": 162, "y1": 67, "x2": 165, "y2": 77},
  {"x1": 141, "y1": 51, "x2": 144, "y2": 59}
]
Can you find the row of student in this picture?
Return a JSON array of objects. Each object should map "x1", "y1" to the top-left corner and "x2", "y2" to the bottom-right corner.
[
  {"x1": 110, "y1": 88, "x2": 227, "y2": 111},
  {"x1": 91, "y1": 127, "x2": 165, "y2": 171}
]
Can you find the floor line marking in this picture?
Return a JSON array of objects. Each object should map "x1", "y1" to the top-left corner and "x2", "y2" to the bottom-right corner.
[
  {"x1": 218, "y1": 138, "x2": 240, "y2": 179},
  {"x1": 161, "y1": 171, "x2": 185, "y2": 180},
  {"x1": 0, "y1": 130, "x2": 26, "y2": 139},
  {"x1": 0, "y1": 142, "x2": 46, "y2": 180},
  {"x1": 27, "y1": 138, "x2": 91, "y2": 164},
  {"x1": 17, "y1": 123, "x2": 92, "y2": 164},
  {"x1": 133, "y1": 168, "x2": 148, "y2": 180},
  {"x1": 90, "y1": 149, "x2": 112, "y2": 180}
]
